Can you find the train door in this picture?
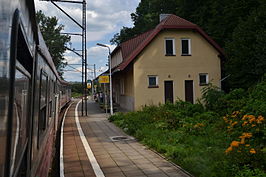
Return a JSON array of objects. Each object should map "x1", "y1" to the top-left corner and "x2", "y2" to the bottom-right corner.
[
  {"x1": 6, "y1": 10, "x2": 33, "y2": 177},
  {"x1": 54, "y1": 94, "x2": 59, "y2": 132}
]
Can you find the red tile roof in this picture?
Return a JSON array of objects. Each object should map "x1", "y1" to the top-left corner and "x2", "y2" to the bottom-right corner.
[
  {"x1": 159, "y1": 14, "x2": 196, "y2": 27},
  {"x1": 120, "y1": 29, "x2": 154, "y2": 59},
  {"x1": 112, "y1": 14, "x2": 225, "y2": 71}
]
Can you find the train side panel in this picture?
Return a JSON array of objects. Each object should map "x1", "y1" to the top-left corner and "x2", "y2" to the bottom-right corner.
[
  {"x1": 0, "y1": 0, "x2": 72, "y2": 176},
  {"x1": 30, "y1": 52, "x2": 57, "y2": 177},
  {"x1": 0, "y1": 0, "x2": 38, "y2": 176}
]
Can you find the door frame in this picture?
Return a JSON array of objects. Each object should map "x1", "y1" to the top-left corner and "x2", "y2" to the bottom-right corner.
[
  {"x1": 184, "y1": 80, "x2": 194, "y2": 104},
  {"x1": 164, "y1": 80, "x2": 174, "y2": 104}
]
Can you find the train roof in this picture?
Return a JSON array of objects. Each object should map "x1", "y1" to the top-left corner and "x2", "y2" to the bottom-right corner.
[{"x1": 37, "y1": 30, "x2": 69, "y2": 85}]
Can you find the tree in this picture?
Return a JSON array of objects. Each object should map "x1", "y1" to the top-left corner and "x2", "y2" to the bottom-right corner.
[
  {"x1": 225, "y1": 3, "x2": 266, "y2": 89},
  {"x1": 111, "y1": 0, "x2": 180, "y2": 44},
  {"x1": 111, "y1": 0, "x2": 265, "y2": 90},
  {"x1": 36, "y1": 10, "x2": 70, "y2": 77}
]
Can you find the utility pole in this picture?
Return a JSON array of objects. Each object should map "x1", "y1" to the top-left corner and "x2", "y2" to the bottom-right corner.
[
  {"x1": 91, "y1": 64, "x2": 96, "y2": 97},
  {"x1": 94, "y1": 64, "x2": 96, "y2": 96},
  {"x1": 82, "y1": 0, "x2": 88, "y2": 116}
]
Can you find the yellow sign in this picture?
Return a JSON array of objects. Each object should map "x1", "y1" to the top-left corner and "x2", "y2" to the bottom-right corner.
[
  {"x1": 87, "y1": 83, "x2": 91, "y2": 89},
  {"x1": 99, "y1": 75, "x2": 109, "y2": 83}
]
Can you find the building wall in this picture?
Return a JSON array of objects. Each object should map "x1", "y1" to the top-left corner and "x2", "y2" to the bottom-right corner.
[
  {"x1": 111, "y1": 49, "x2": 123, "y2": 68},
  {"x1": 113, "y1": 66, "x2": 135, "y2": 111},
  {"x1": 133, "y1": 30, "x2": 221, "y2": 110}
]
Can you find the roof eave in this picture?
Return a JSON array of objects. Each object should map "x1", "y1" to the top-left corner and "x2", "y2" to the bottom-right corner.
[{"x1": 110, "y1": 45, "x2": 121, "y2": 56}]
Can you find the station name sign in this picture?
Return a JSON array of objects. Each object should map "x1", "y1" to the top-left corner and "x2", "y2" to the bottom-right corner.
[{"x1": 99, "y1": 75, "x2": 109, "y2": 83}]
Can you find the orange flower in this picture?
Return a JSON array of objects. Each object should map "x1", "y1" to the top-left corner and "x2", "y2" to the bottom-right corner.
[
  {"x1": 251, "y1": 124, "x2": 256, "y2": 127},
  {"x1": 231, "y1": 121, "x2": 238, "y2": 126},
  {"x1": 242, "y1": 132, "x2": 252, "y2": 138},
  {"x1": 240, "y1": 137, "x2": 245, "y2": 144},
  {"x1": 231, "y1": 141, "x2": 240, "y2": 147},
  {"x1": 225, "y1": 146, "x2": 233, "y2": 153},
  {"x1": 232, "y1": 111, "x2": 240, "y2": 115},
  {"x1": 242, "y1": 115, "x2": 249, "y2": 120},
  {"x1": 194, "y1": 123, "x2": 204, "y2": 128},
  {"x1": 257, "y1": 116, "x2": 264, "y2": 123},
  {"x1": 249, "y1": 148, "x2": 256, "y2": 154},
  {"x1": 223, "y1": 116, "x2": 228, "y2": 123},
  {"x1": 248, "y1": 115, "x2": 256, "y2": 123},
  {"x1": 242, "y1": 121, "x2": 248, "y2": 126},
  {"x1": 245, "y1": 144, "x2": 250, "y2": 147}
]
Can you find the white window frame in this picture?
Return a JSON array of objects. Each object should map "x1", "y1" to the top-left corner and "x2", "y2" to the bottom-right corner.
[
  {"x1": 199, "y1": 73, "x2": 209, "y2": 86},
  {"x1": 148, "y1": 75, "x2": 159, "y2": 88},
  {"x1": 181, "y1": 38, "x2": 191, "y2": 55},
  {"x1": 165, "y1": 38, "x2": 176, "y2": 56}
]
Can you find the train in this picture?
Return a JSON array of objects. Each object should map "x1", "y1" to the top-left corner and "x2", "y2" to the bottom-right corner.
[{"x1": 0, "y1": 0, "x2": 72, "y2": 176}]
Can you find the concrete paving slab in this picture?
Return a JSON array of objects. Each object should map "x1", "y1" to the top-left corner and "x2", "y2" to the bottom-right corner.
[{"x1": 62, "y1": 100, "x2": 191, "y2": 177}]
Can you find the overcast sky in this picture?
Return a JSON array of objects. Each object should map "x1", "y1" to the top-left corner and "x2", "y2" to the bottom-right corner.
[{"x1": 34, "y1": 0, "x2": 140, "y2": 82}]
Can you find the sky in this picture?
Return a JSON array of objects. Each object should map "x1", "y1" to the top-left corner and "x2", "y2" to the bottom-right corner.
[{"x1": 34, "y1": 0, "x2": 140, "y2": 82}]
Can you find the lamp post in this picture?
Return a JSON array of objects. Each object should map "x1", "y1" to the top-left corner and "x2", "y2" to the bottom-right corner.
[{"x1": 96, "y1": 43, "x2": 113, "y2": 115}]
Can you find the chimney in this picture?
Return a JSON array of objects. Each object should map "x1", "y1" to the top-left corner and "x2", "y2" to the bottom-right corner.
[{"x1": 159, "y1": 14, "x2": 171, "y2": 22}]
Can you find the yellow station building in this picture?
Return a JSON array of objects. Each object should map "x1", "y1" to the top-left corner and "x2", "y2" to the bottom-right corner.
[{"x1": 110, "y1": 14, "x2": 225, "y2": 111}]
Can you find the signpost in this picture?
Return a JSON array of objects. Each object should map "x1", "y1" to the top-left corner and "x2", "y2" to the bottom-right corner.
[{"x1": 98, "y1": 75, "x2": 109, "y2": 113}]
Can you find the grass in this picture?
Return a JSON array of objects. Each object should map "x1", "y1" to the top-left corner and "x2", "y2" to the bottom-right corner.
[{"x1": 71, "y1": 92, "x2": 82, "y2": 98}]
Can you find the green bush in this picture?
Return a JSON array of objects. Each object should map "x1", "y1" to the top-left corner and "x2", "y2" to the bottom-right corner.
[
  {"x1": 109, "y1": 79, "x2": 266, "y2": 176},
  {"x1": 201, "y1": 84, "x2": 225, "y2": 112},
  {"x1": 234, "y1": 166, "x2": 266, "y2": 177}
]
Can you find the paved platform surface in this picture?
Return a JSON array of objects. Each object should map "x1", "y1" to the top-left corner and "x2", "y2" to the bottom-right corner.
[{"x1": 62, "y1": 99, "x2": 190, "y2": 177}]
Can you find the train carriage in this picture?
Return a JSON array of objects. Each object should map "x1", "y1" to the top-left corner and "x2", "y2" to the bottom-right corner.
[{"x1": 0, "y1": 0, "x2": 71, "y2": 176}]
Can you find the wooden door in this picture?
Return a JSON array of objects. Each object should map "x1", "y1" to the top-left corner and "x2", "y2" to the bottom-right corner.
[
  {"x1": 164, "y1": 81, "x2": 173, "y2": 103},
  {"x1": 185, "y1": 80, "x2": 194, "y2": 103}
]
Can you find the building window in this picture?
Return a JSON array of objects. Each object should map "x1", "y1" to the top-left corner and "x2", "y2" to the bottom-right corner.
[
  {"x1": 165, "y1": 38, "x2": 175, "y2": 56},
  {"x1": 181, "y1": 39, "x2": 191, "y2": 55},
  {"x1": 148, "y1": 75, "x2": 158, "y2": 88},
  {"x1": 199, "y1": 73, "x2": 209, "y2": 85}
]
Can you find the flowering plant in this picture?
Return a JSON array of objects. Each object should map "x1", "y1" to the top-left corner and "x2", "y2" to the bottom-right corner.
[{"x1": 224, "y1": 111, "x2": 265, "y2": 168}]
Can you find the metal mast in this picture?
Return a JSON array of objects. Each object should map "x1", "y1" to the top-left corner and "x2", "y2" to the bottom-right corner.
[
  {"x1": 41, "y1": 0, "x2": 88, "y2": 116},
  {"x1": 82, "y1": 0, "x2": 88, "y2": 116}
]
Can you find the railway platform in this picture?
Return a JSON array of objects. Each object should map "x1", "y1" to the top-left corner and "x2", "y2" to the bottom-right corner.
[{"x1": 61, "y1": 99, "x2": 191, "y2": 177}]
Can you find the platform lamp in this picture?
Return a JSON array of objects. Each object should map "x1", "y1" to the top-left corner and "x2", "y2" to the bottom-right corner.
[{"x1": 96, "y1": 43, "x2": 113, "y2": 115}]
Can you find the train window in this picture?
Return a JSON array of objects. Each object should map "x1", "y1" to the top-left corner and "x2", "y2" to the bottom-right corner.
[
  {"x1": 48, "y1": 79, "x2": 53, "y2": 122},
  {"x1": 39, "y1": 70, "x2": 48, "y2": 133},
  {"x1": 48, "y1": 101, "x2": 52, "y2": 118},
  {"x1": 10, "y1": 65, "x2": 30, "y2": 176},
  {"x1": 54, "y1": 81, "x2": 56, "y2": 94},
  {"x1": 8, "y1": 21, "x2": 32, "y2": 176}
]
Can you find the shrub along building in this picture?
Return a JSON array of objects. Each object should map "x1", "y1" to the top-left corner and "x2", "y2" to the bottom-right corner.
[{"x1": 110, "y1": 14, "x2": 225, "y2": 111}]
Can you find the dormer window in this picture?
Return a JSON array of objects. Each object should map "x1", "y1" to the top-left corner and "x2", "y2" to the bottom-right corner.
[
  {"x1": 181, "y1": 39, "x2": 191, "y2": 56},
  {"x1": 165, "y1": 38, "x2": 175, "y2": 56}
]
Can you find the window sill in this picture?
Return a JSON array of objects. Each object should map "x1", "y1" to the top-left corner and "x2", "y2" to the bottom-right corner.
[
  {"x1": 148, "y1": 85, "x2": 159, "y2": 88},
  {"x1": 181, "y1": 54, "x2": 191, "y2": 56},
  {"x1": 200, "y1": 83, "x2": 209, "y2": 86},
  {"x1": 165, "y1": 54, "x2": 176, "y2": 56}
]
